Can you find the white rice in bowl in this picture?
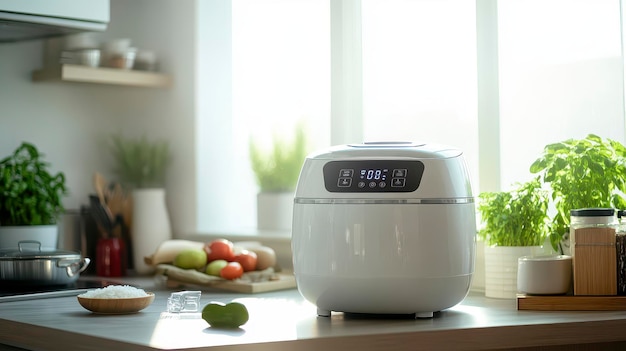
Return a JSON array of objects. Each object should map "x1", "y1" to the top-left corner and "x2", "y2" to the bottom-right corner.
[{"x1": 79, "y1": 285, "x2": 149, "y2": 299}]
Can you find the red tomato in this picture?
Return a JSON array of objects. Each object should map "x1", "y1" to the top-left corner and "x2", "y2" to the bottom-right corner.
[
  {"x1": 234, "y1": 250, "x2": 258, "y2": 272},
  {"x1": 204, "y1": 239, "x2": 235, "y2": 262},
  {"x1": 220, "y1": 262, "x2": 244, "y2": 280}
]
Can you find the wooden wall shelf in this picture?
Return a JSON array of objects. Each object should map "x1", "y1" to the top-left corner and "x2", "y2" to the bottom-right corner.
[{"x1": 32, "y1": 64, "x2": 172, "y2": 88}]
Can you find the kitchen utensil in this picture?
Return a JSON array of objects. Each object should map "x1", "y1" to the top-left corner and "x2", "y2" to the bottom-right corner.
[
  {"x1": 291, "y1": 142, "x2": 476, "y2": 318},
  {"x1": 0, "y1": 240, "x2": 90, "y2": 286},
  {"x1": 77, "y1": 292, "x2": 155, "y2": 314},
  {"x1": 517, "y1": 255, "x2": 572, "y2": 295},
  {"x1": 93, "y1": 172, "x2": 107, "y2": 204},
  {"x1": 89, "y1": 195, "x2": 114, "y2": 235},
  {"x1": 105, "y1": 182, "x2": 132, "y2": 231}
]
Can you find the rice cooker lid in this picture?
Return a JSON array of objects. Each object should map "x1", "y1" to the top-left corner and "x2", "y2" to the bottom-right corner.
[
  {"x1": 308, "y1": 141, "x2": 463, "y2": 160},
  {"x1": 297, "y1": 141, "x2": 471, "y2": 198}
]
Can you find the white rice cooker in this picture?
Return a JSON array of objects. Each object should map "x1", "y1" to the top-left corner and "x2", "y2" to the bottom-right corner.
[{"x1": 291, "y1": 142, "x2": 476, "y2": 318}]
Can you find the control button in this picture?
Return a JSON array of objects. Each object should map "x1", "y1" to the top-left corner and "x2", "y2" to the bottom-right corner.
[
  {"x1": 338, "y1": 178, "x2": 352, "y2": 187},
  {"x1": 379, "y1": 181, "x2": 386, "y2": 188},
  {"x1": 391, "y1": 178, "x2": 406, "y2": 187},
  {"x1": 358, "y1": 181, "x2": 366, "y2": 188},
  {"x1": 369, "y1": 181, "x2": 377, "y2": 188},
  {"x1": 393, "y1": 169, "x2": 407, "y2": 178},
  {"x1": 339, "y1": 169, "x2": 354, "y2": 177}
]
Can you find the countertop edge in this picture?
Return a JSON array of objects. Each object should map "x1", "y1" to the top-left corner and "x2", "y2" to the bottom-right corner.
[
  {"x1": 0, "y1": 319, "x2": 155, "y2": 351},
  {"x1": 2, "y1": 316, "x2": 626, "y2": 351}
]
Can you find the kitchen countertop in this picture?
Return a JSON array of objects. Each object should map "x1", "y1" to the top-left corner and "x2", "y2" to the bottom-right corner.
[{"x1": 1, "y1": 276, "x2": 626, "y2": 351}]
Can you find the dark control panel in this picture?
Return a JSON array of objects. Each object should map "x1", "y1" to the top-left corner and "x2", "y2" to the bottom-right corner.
[{"x1": 323, "y1": 160, "x2": 425, "y2": 193}]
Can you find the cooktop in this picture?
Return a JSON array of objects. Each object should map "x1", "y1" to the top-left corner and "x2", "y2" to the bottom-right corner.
[{"x1": 0, "y1": 277, "x2": 124, "y2": 302}]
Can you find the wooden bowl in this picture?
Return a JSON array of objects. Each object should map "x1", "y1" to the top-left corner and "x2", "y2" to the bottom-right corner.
[{"x1": 77, "y1": 292, "x2": 155, "y2": 314}]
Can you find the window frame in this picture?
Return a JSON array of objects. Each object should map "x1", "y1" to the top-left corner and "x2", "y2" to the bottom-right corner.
[{"x1": 195, "y1": 0, "x2": 626, "y2": 236}]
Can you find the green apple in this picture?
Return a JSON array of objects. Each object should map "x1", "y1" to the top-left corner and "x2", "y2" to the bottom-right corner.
[
  {"x1": 202, "y1": 302, "x2": 249, "y2": 328},
  {"x1": 205, "y1": 259, "x2": 228, "y2": 276},
  {"x1": 173, "y1": 249, "x2": 207, "y2": 269}
]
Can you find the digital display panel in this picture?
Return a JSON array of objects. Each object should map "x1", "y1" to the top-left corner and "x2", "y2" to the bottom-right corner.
[{"x1": 323, "y1": 160, "x2": 424, "y2": 193}]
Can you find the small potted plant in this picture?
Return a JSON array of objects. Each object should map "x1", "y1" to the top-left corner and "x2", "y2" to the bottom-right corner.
[
  {"x1": 477, "y1": 177, "x2": 550, "y2": 298},
  {"x1": 249, "y1": 124, "x2": 308, "y2": 231},
  {"x1": 109, "y1": 134, "x2": 171, "y2": 189},
  {"x1": 530, "y1": 134, "x2": 626, "y2": 253},
  {"x1": 109, "y1": 134, "x2": 172, "y2": 274},
  {"x1": 0, "y1": 142, "x2": 68, "y2": 248}
]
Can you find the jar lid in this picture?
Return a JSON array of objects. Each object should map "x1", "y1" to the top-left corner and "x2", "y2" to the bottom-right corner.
[{"x1": 570, "y1": 208, "x2": 615, "y2": 217}]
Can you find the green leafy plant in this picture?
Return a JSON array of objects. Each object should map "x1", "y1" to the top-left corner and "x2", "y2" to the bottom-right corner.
[
  {"x1": 249, "y1": 125, "x2": 307, "y2": 192},
  {"x1": 109, "y1": 134, "x2": 171, "y2": 189},
  {"x1": 477, "y1": 177, "x2": 549, "y2": 246},
  {"x1": 530, "y1": 134, "x2": 626, "y2": 251},
  {"x1": 0, "y1": 142, "x2": 68, "y2": 226}
]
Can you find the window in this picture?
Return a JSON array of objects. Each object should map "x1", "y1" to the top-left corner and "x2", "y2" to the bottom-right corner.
[
  {"x1": 196, "y1": 0, "x2": 626, "y2": 235},
  {"x1": 361, "y1": 0, "x2": 478, "y2": 189},
  {"x1": 497, "y1": 0, "x2": 625, "y2": 189},
  {"x1": 196, "y1": 0, "x2": 329, "y2": 233}
]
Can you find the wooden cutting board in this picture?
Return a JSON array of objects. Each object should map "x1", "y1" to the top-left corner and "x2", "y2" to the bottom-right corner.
[
  {"x1": 155, "y1": 264, "x2": 297, "y2": 294},
  {"x1": 517, "y1": 294, "x2": 626, "y2": 311}
]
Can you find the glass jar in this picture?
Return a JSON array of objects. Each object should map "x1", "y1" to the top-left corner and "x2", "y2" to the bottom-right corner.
[
  {"x1": 570, "y1": 208, "x2": 618, "y2": 296},
  {"x1": 617, "y1": 210, "x2": 626, "y2": 295}
]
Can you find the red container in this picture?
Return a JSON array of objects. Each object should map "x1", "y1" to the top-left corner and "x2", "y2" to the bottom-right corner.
[{"x1": 96, "y1": 238, "x2": 127, "y2": 277}]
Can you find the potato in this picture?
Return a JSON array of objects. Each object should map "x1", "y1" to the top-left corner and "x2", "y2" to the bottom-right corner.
[{"x1": 233, "y1": 241, "x2": 277, "y2": 270}]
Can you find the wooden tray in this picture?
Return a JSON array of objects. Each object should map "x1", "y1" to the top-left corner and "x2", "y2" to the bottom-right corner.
[
  {"x1": 155, "y1": 264, "x2": 296, "y2": 294},
  {"x1": 517, "y1": 294, "x2": 626, "y2": 311}
]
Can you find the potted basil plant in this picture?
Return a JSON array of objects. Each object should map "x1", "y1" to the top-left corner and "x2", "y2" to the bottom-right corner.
[
  {"x1": 530, "y1": 134, "x2": 626, "y2": 254},
  {"x1": 0, "y1": 142, "x2": 68, "y2": 249},
  {"x1": 477, "y1": 177, "x2": 550, "y2": 298},
  {"x1": 249, "y1": 124, "x2": 308, "y2": 231}
]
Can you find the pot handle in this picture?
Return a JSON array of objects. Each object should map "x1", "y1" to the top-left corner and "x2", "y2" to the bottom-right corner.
[{"x1": 58, "y1": 258, "x2": 91, "y2": 278}]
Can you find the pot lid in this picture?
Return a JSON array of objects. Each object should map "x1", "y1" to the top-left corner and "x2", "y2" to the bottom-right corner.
[{"x1": 0, "y1": 240, "x2": 81, "y2": 260}]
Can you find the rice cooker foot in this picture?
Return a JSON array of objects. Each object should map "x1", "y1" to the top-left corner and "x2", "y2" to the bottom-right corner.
[
  {"x1": 317, "y1": 308, "x2": 331, "y2": 317},
  {"x1": 415, "y1": 311, "x2": 434, "y2": 319}
]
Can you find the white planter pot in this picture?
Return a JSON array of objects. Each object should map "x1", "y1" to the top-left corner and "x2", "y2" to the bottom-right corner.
[
  {"x1": 0, "y1": 225, "x2": 59, "y2": 249},
  {"x1": 257, "y1": 192, "x2": 294, "y2": 231},
  {"x1": 131, "y1": 188, "x2": 172, "y2": 274},
  {"x1": 484, "y1": 244, "x2": 543, "y2": 299}
]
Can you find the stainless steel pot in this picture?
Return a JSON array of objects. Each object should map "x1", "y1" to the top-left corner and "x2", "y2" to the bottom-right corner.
[{"x1": 0, "y1": 240, "x2": 90, "y2": 286}]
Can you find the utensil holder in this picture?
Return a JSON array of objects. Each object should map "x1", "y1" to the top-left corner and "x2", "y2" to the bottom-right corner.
[{"x1": 96, "y1": 237, "x2": 127, "y2": 277}]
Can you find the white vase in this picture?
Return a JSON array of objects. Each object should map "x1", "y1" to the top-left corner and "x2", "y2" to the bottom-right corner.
[
  {"x1": 0, "y1": 225, "x2": 59, "y2": 249},
  {"x1": 131, "y1": 188, "x2": 172, "y2": 274},
  {"x1": 484, "y1": 244, "x2": 543, "y2": 299},
  {"x1": 257, "y1": 192, "x2": 294, "y2": 231}
]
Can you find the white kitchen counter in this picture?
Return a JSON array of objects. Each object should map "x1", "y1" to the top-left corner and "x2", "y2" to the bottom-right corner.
[{"x1": 1, "y1": 276, "x2": 626, "y2": 351}]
